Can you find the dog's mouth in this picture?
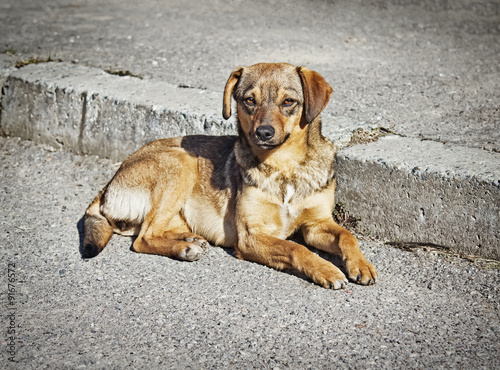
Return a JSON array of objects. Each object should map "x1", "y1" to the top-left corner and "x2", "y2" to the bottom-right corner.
[
  {"x1": 256, "y1": 142, "x2": 280, "y2": 150},
  {"x1": 252, "y1": 133, "x2": 290, "y2": 150}
]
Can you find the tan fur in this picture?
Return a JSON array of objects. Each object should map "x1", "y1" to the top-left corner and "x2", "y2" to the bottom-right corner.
[{"x1": 82, "y1": 63, "x2": 377, "y2": 288}]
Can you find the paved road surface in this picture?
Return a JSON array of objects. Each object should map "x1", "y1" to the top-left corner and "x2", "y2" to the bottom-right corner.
[{"x1": 1, "y1": 136, "x2": 499, "y2": 368}]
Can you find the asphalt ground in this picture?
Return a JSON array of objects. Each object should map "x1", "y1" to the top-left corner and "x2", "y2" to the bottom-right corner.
[{"x1": 0, "y1": 136, "x2": 499, "y2": 368}]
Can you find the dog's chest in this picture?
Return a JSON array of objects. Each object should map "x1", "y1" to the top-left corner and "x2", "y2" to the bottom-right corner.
[{"x1": 279, "y1": 184, "x2": 299, "y2": 234}]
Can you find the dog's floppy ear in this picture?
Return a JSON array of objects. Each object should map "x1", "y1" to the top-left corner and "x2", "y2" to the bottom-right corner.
[
  {"x1": 297, "y1": 66, "x2": 333, "y2": 124},
  {"x1": 223, "y1": 67, "x2": 244, "y2": 120}
]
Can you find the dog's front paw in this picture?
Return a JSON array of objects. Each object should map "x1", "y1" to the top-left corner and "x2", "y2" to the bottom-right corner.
[
  {"x1": 309, "y1": 262, "x2": 348, "y2": 290},
  {"x1": 345, "y1": 258, "x2": 377, "y2": 285},
  {"x1": 178, "y1": 237, "x2": 209, "y2": 261}
]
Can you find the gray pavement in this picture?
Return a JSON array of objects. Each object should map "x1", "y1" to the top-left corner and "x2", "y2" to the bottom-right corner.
[
  {"x1": 0, "y1": 0, "x2": 500, "y2": 367},
  {"x1": 0, "y1": 135, "x2": 499, "y2": 368}
]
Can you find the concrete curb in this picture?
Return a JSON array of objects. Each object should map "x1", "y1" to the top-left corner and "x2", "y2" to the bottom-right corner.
[
  {"x1": 335, "y1": 136, "x2": 500, "y2": 260},
  {"x1": 1, "y1": 62, "x2": 499, "y2": 260},
  {"x1": 1, "y1": 62, "x2": 235, "y2": 161}
]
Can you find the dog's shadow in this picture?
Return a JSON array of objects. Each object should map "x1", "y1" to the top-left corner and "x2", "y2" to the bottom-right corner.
[{"x1": 77, "y1": 216, "x2": 86, "y2": 257}]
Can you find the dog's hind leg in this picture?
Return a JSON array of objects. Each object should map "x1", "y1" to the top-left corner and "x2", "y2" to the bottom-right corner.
[
  {"x1": 132, "y1": 214, "x2": 209, "y2": 261},
  {"x1": 82, "y1": 194, "x2": 114, "y2": 258},
  {"x1": 131, "y1": 161, "x2": 209, "y2": 261},
  {"x1": 133, "y1": 213, "x2": 209, "y2": 261}
]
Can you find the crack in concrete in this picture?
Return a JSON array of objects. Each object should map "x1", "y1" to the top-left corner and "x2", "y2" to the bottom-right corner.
[{"x1": 78, "y1": 91, "x2": 87, "y2": 154}]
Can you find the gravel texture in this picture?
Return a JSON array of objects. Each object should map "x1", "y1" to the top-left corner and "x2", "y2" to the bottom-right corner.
[{"x1": 1, "y1": 136, "x2": 499, "y2": 368}]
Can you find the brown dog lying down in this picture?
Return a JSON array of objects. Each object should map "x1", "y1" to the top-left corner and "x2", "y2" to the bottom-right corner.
[{"x1": 82, "y1": 62, "x2": 377, "y2": 289}]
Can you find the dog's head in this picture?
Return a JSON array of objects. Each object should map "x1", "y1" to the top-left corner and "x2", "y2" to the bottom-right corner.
[{"x1": 223, "y1": 63, "x2": 332, "y2": 150}]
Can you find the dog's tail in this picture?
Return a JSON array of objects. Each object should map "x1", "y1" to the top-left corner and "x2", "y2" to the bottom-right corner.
[{"x1": 82, "y1": 192, "x2": 113, "y2": 258}]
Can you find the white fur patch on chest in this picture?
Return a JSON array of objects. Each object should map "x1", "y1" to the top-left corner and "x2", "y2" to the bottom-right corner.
[
  {"x1": 283, "y1": 183, "x2": 295, "y2": 205},
  {"x1": 279, "y1": 184, "x2": 298, "y2": 237}
]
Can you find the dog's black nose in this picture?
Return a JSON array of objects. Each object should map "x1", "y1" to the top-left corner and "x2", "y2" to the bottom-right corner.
[{"x1": 255, "y1": 125, "x2": 275, "y2": 142}]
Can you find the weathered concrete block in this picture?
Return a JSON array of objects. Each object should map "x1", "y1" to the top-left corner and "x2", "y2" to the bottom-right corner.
[
  {"x1": 1, "y1": 70, "x2": 84, "y2": 150},
  {"x1": 0, "y1": 62, "x2": 235, "y2": 160},
  {"x1": 77, "y1": 65, "x2": 234, "y2": 160},
  {"x1": 336, "y1": 135, "x2": 500, "y2": 260},
  {"x1": 0, "y1": 54, "x2": 16, "y2": 136}
]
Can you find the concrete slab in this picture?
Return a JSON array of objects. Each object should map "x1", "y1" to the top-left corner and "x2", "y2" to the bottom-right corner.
[
  {"x1": 0, "y1": 53, "x2": 17, "y2": 136},
  {"x1": 1, "y1": 62, "x2": 235, "y2": 160},
  {"x1": 336, "y1": 135, "x2": 500, "y2": 260},
  {"x1": 2, "y1": 0, "x2": 499, "y2": 152},
  {"x1": 1, "y1": 65, "x2": 85, "y2": 151}
]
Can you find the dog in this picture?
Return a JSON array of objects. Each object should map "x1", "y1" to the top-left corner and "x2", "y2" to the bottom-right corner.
[{"x1": 82, "y1": 62, "x2": 377, "y2": 289}]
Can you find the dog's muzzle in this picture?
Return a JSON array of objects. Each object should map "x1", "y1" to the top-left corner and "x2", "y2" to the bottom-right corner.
[
  {"x1": 255, "y1": 125, "x2": 275, "y2": 142},
  {"x1": 252, "y1": 126, "x2": 290, "y2": 149}
]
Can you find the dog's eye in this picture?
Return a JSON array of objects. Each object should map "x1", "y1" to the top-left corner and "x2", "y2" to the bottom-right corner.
[
  {"x1": 244, "y1": 97, "x2": 256, "y2": 106},
  {"x1": 283, "y1": 98, "x2": 295, "y2": 107}
]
